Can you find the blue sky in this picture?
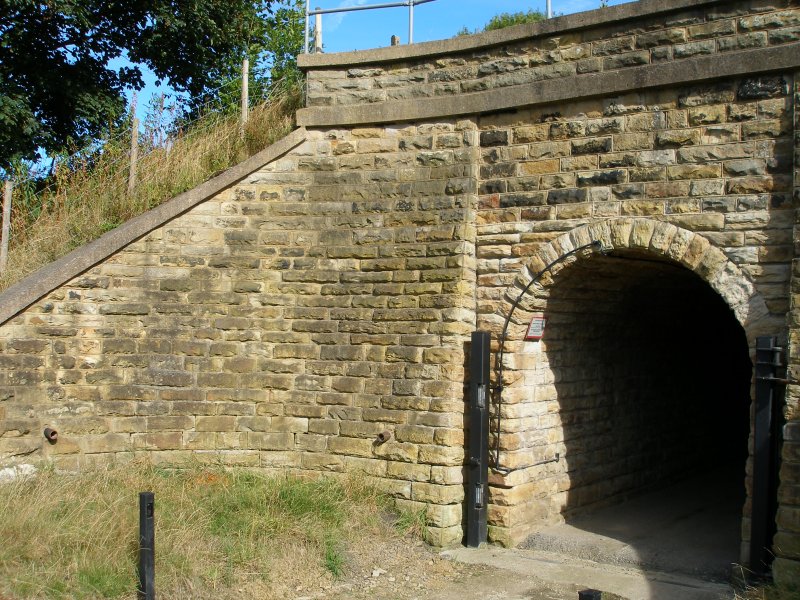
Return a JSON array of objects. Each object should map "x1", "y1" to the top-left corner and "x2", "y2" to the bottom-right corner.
[
  {"x1": 129, "y1": 0, "x2": 631, "y2": 118},
  {"x1": 319, "y1": 0, "x2": 629, "y2": 53}
]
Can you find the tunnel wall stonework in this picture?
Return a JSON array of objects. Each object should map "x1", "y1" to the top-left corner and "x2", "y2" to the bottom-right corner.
[{"x1": 1, "y1": 0, "x2": 800, "y2": 581}]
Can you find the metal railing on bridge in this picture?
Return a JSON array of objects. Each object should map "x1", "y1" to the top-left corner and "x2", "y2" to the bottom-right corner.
[{"x1": 303, "y1": 0, "x2": 558, "y2": 54}]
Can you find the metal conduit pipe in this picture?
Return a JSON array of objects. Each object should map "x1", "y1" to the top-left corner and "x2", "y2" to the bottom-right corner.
[{"x1": 492, "y1": 240, "x2": 605, "y2": 474}]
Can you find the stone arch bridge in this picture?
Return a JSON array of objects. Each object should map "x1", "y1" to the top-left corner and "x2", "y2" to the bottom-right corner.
[{"x1": 1, "y1": 0, "x2": 799, "y2": 585}]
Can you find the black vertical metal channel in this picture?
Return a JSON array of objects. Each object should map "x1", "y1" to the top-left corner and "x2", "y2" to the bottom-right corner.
[
  {"x1": 138, "y1": 491, "x2": 155, "y2": 600},
  {"x1": 751, "y1": 336, "x2": 784, "y2": 574},
  {"x1": 466, "y1": 331, "x2": 491, "y2": 547}
]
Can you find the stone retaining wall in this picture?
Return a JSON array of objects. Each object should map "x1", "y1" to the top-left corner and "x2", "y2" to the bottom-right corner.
[{"x1": 0, "y1": 124, "x2": 479, "y2": 546}]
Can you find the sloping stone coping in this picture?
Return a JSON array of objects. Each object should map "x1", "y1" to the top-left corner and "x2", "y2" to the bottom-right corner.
[{"x1": 0, "y1": 127, "x2": 309, "y2": 326}]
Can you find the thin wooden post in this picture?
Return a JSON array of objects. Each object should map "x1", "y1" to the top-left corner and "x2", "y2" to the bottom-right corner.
[
  {"x1": 0, "y1": 179, "x2": 12, "y2": 273},
  {"x1": 240, "y1": 57, "x2": 250, "y2": 135},
  {"x1": 128, "y1": 93, "x2": 139, "y2": 196}
]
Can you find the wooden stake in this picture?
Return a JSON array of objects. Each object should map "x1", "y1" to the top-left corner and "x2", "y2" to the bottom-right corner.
[
  {"x1": 128, "y1": 93, "x2": 139, "y2": 195},
  {"x1": 0, "y1": 180, "x2": 12, "y2": 273},
  {"x1": 240, "y1": 57, "x2": 250, "y2": 135}
]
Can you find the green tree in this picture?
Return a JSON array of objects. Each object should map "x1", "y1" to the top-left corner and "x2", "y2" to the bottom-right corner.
[
  {"x1": 0, "y1": 0, "x2": 278, "y2": 170},
  {"x1": 457, "y1": 9, "x2": 545, "y2": 36},
  {"x1": 205, "y1": 0, "x2": 305, "y2": 115}
]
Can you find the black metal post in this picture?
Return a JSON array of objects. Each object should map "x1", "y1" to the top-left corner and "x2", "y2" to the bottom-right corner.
[
  {"x1": 466, "y1": 330, "x2": 490, "y2": 547},
  {"x1": 578, "y1": 590, "x2": 602, "y2": 600},
  {"x1": 138, "y1": 491, "x2": 155, "y2": 600},
  {"x1": 750, "y1": 336, "x2": 783, "y2": 574}
]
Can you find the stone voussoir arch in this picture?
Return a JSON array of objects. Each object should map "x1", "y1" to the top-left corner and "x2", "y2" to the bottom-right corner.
[{"x1": 501, "y1": 217, "x2": 774, "y2": 346}]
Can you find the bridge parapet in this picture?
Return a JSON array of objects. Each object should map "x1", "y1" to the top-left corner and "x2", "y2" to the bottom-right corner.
[{"x1": 298, "y1": 0, "x2": 800, "y2": 127}]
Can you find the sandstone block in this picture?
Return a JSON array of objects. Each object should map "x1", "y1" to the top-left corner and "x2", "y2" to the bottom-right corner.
[
  {"x1": 387, "y1": 461, "x2": 431, "y2": 481},
  {"x1": 196, "y1": 416, "x2": 236, "y2": 432},
  {"x1": 430, "y1": 465, "x2": 465, "y2": 485},
  {"x1": 424, "y1": 525, "x2": 463, "y2": 548},
  {"x1": 418, "y1": 445, "x2": 464, "y2": 465},
  {"x1": 328, "y1": 435, "x2": 374, "y2": 457},
  {"x1": 248, "y1": 432, "x2": 294, "y2": 450},
  {"x1": 78, "y1": 433, "x2": 130, "y2": 454},
  {"x1": 667, "y1": 164, "x2": 721, "y2": 180},
  {"x1": 411, "y1": 482, "x2": 464, "y2": 504},
  {"x1": 301, "y1": 452, "x2": 345, "y2": 472}
]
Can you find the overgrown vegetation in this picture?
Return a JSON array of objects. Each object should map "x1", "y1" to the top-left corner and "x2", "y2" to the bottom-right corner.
[
  {"x1": 0, "y1": 0, "x2": 305, "y2": 292},
  {"x1": 0, "y1": 0, "x2": 304, "y2": 169},
  {"x1": 0, "y1": 461, "x2": 426, "y2": 599},
  {"x1": 737, "y1": 581, "x2": 799, "y2": 600},
  {"x1": 456, "y1": 9, "x2": 545, "y2": 36},
  {"x1": 0, "y1": 78, "x2": 301, "y2": 292}
]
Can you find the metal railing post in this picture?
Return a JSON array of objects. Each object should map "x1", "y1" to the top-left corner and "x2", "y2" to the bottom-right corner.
[
  {"x1": 305, "y1": 0, "x2": 436, "y2": 49},
  {"x1": 314, "y1": 8, "x2": 323, "y2": 53},
  {"x1": 408, "y1": 0, "x2": 413, "y2": 44},
  {"x1": 304, "y1": 0, "x2": 310, "y2": 53}
]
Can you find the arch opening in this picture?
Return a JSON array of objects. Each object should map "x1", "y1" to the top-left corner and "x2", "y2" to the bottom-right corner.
[{"x1": 518, "y1": 249, "x2": 752, "y2": 578}]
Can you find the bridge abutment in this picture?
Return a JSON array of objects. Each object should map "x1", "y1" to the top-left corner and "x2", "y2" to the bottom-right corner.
[{"x1": 1, "y1": 0, "x2": 800, "y2": 583}]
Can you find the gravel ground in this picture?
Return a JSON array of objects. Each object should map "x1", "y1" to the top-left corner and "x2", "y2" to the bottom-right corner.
[{"x1": 285, "y1": 537, "x2": 583, "y2": 600}]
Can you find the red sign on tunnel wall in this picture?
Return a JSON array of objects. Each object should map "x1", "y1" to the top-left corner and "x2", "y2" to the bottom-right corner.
[{"x1": 525, "y1": 313, "x2": 546, "y2": 341}]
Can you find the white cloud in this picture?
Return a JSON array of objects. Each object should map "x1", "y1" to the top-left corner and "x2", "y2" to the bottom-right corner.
[{"x1": 323, "y1": 0, "x2": 370, "y2": 33}]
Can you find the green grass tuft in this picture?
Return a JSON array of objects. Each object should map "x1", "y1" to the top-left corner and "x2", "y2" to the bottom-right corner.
[{"x1": 0, "y1": 460, "x2": 403, "y2": 599}]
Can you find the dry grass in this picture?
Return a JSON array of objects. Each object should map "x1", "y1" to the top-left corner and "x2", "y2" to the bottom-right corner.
[
  {"x1": 0, "y1": 80, "x2": 301, "y2": 292},
  {"x1": 0, "y1": 460, "x2": 418, "y2": 600},
  {"x1": 736, "y1": 581, "x2": 799, "y2": 600}
]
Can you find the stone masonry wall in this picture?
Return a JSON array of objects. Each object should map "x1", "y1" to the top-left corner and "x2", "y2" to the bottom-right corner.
[
  {"x1": 305, "y1": 0, "x2": 800, "y2": 111},
  {"x1": 776, "y1": 70, "x2": 800, "y2": 587},
  {"x1": 472, "y1": 75, "x2": 794, "y2": 552},
  {"x1": 0, "y1": 124, "x2": 479, "y2": 547}
]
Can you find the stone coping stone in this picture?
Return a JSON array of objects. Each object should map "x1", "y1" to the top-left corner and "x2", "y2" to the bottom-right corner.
[
  {"x1": 297, "y1": 0, "x2": 724, "y2": 69},
  {"x1": 0, "y1": 127, "x2": 309, "y2": 326},
  {"x1": 297, "y1": 44, "x2": 800, "y2": 127}
]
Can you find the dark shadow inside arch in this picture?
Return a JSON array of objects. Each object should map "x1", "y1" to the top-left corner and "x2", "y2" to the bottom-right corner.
[{"x1": 522, "y1": 249, "x2": 752, "y2": 582}]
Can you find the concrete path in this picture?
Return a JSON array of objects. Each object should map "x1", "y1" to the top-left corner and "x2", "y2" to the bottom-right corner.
[
  {"x1": 442, "y1": 546, "x2": 734, "y2": 600},
  {"x1": 437, "y1": 471, "x2": 744, "y2": 599},
  {"x1": 519, "y1": 472, "x2": 744, "y2": 582}
]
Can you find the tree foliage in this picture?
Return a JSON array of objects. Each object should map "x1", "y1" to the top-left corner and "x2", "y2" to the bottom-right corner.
[
  {"x1": 206, "y1": 0, "x2": 305, "y2": 116},
  {"x1": 483, "y1": 10, "x2": 546, "y2": 31},
  {"x1": 457, "y1": 9, "x2": 545, "y2": 36},
  {"x1": 0, "y1": 0, "x2": 289, "y2": 169}
]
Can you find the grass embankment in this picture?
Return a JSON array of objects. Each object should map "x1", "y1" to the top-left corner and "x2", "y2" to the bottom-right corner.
[
  {"x1": 0, "y1": 461, "x2": 422, "y2": 599},
  {"x1": 0, "y1": 80, "x2": 301, "y2": 293}
]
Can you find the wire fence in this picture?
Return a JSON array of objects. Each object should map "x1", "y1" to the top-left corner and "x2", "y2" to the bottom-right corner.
[
  {"x1": 0, "y1": 70, "x2": 301, "y2": 284},
  {"x1": 7, "y1": 65, "x2": 282, "y2": 187}
]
